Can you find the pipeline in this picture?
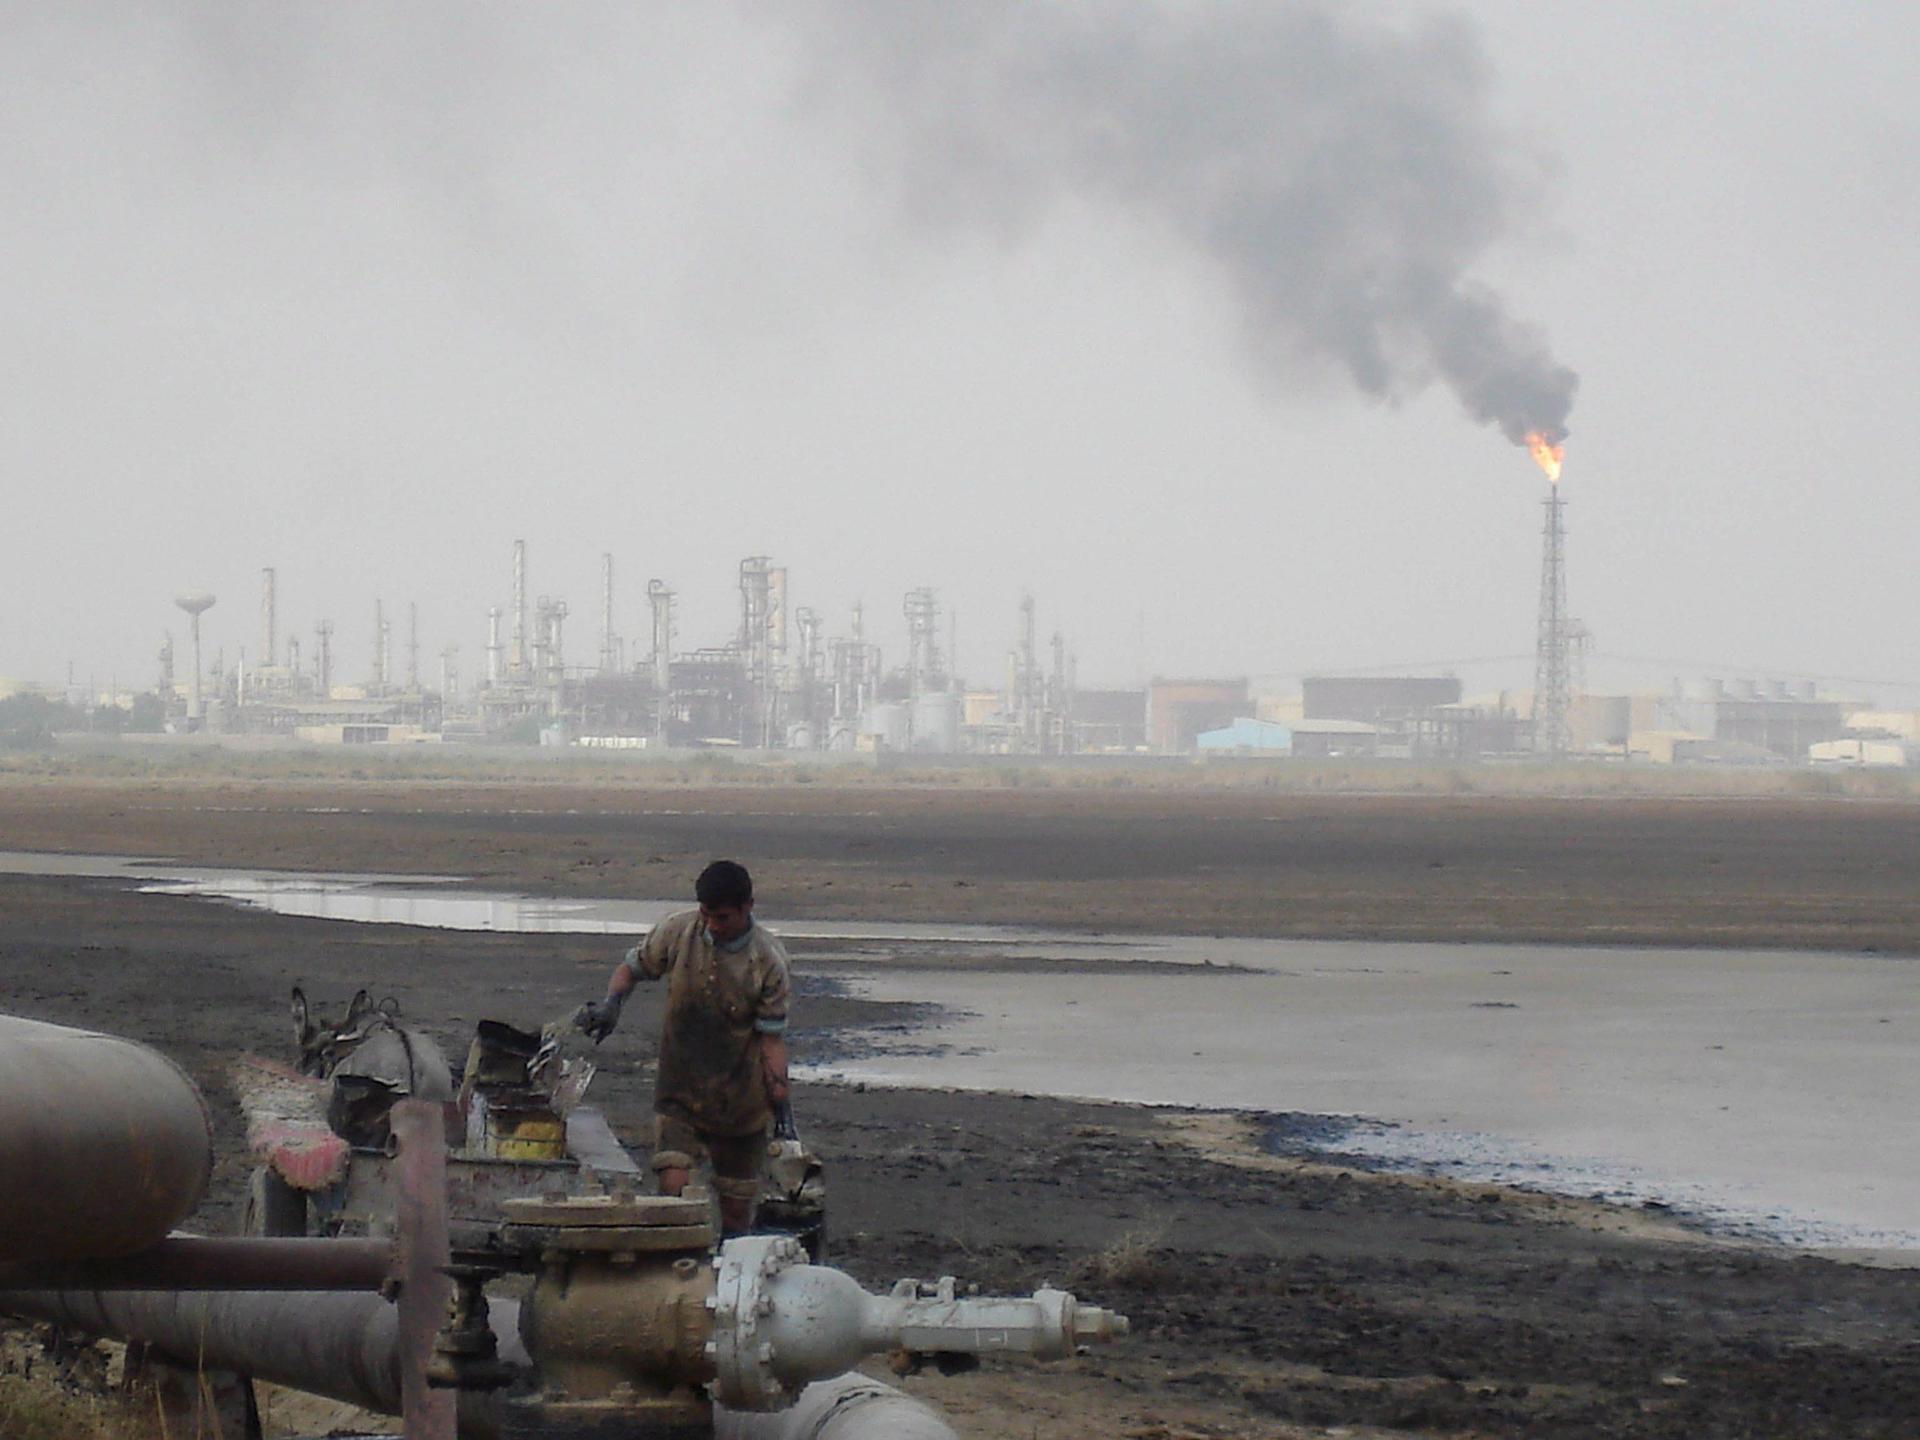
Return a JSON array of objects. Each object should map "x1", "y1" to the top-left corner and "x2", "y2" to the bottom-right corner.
[
  {"x1": 0, "y1": 1292, "x2": 957, "y2": 1440},
  {"x1": 0, "y1": 1236, "x2": 392, "y2": 1292},
  {"x1": 715, "y1": 1373, "x2": 959, "y2": 1440},
  {"x1": 707, "y1": 1236, "x2": 1127, "y2": 1410},
  {"x1": 491, "y1": 1302, "x2": 960, "y2": 1440},
  {"x1": 0, "y1": 1014, "x2": 213, "y2": 1261},
  {"x1": 490, "y1": 1304, "x2": 962, "y2": 1440},
  {"x1": 0, "y1": 1288, "x2": 405, "y2": 1414}
]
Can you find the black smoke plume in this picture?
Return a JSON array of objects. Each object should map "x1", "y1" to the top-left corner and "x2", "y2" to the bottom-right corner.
[{"x1": 772, "y1": 1, "x2": 1576, "y2": 447}]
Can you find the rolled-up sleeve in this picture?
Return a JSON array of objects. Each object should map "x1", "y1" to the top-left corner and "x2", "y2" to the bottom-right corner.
[
  {"x1": 631, "y1": 915, "x2": 680, "y2": 981},
  {"x1": 754, "y1": 955, "x2": 791, "y2": 1034}
]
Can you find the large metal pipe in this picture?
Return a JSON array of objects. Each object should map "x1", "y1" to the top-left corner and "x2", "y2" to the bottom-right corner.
[
  {"x1": 496, "y1": 1301, "x2": 958, "y2": 1440},
  {"x1": 1, "y1": 1286, "x2": 507, "y2": 1439},
  {"x1": 716, "y1": 1373, "x2": 959, "y2": 1440},
  {"x1": 492, "y1": 1303, "x2": 961, "y2": 1440},
  {"x1": 0, "y1": 1295, "x2": 965, "y2": 1440},
  {"x1": 0, "y1": 1236, "x2": 391, "y2": 1292},
  {"x1": 0, "y1": 1288, "x2": 404, "y2": 1413},
  {"x1": 0, "y1": 1015, "x2": 212, "y2": 1262}
]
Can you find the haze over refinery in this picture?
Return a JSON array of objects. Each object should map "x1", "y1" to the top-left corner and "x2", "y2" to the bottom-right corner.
[{"x1": 3, "y1": 3, "x2": 1915, "y2": 698}]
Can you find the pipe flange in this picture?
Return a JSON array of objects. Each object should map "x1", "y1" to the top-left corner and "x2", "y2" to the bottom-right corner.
[
  {"x1": 706, "y1": 1233, "x2": 808, "y2": 1412},
  {"x1": 500, "y1": 1192, "x2": 715, "y2": 1257}
]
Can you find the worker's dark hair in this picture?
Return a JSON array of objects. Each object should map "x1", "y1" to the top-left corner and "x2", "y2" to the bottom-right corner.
[{"x1": 695, "y1": 859, "x2": 753, "y2": 909}]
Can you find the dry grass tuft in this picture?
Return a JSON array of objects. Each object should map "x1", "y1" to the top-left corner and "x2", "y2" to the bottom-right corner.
[
  {"x1": 0, "y1": 1373, "x2": 149, "y2": 1440},
  {"x1": 1072, "y1": 1226, "x2": 1170, "y2": 1289}
]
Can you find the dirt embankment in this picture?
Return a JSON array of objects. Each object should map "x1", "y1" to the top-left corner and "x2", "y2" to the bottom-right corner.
[{"x1": 3, "y1": 779, "x2": 1919, "y2": 1437}]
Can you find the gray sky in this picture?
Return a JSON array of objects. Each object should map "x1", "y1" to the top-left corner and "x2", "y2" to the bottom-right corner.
[{"x1": 3, "y1": 3, "x2": 1915, "y2": 699}]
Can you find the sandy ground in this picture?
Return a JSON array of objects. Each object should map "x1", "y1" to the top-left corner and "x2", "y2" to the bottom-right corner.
[{"x1": 3, "y1": 775, "x2": 1920, "y2": 1438}]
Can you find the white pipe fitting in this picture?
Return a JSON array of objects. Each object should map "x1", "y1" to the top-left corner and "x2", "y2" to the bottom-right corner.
[{"x1": 709, "y1": 1235, "x2": 1128, "y2": 1411}]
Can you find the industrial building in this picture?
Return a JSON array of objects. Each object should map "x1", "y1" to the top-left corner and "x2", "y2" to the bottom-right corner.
[
  {"x1": 157, "y1": 550, "x2": 1119, "y2": 758},
  {"x1": 1195, "y1": 717, "x2": 1380, "y2": 759},
  {"x1": 132, "y1": 528, "x2": 1897, "y2": 769},
  {"x1": 1146, "y1": 678, "x2": 1249, "y2": 753}
]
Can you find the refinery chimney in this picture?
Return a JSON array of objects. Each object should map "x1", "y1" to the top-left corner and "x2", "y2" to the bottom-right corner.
[
  {"x1": 510, "y1": 540, "x2": 528, "y2": 681},
  {"x1": 314, "y1": 620, "x2": 333, "y2": 698},
  {"x1": 648, "y1": 579, "x2": 674, "y2": 747},
  {"x1": 372, "y1": 600, "x2": 387, "y2": 693},
  {"x1": 601, "y1": 553, "x2": 617, "y2": 676},
  {"x1": 259, "y1": 568, "x2": 276, "y2": 669}
]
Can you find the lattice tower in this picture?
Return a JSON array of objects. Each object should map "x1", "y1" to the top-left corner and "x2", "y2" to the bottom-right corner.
[{"x1": 1531, "y1": 486, "x2": 1572, "y2": 757}]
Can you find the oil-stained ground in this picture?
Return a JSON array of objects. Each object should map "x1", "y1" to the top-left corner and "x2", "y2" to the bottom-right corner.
[{"x1": 1, "y1": 775, "x2": 1917, "y2": 1438}]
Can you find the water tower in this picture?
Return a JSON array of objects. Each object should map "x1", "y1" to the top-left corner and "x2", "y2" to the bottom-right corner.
[{"x1": 173, "y1": 591, "x2": 216, "y2": 724}]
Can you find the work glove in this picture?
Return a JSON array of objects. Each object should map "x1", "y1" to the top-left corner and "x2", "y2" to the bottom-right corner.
[{"x1": 574, "y1": 993, "x2": 625, "y2": 1044}]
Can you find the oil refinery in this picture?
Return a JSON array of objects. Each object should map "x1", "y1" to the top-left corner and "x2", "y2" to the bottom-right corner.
[{"x1": 147, "y1": 542, "x2": 1093, "y2": 757}]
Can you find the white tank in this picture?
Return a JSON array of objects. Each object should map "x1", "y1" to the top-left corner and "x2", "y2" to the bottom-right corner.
[
  {"x1": 860, "y1": 703, "x2": 910, "y2": 752},
  {"x1": 910, "y1": 692, "x2": 960, "y2": 753}
]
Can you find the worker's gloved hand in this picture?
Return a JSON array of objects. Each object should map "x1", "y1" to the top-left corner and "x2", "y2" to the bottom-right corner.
[{"x1": 574, "y1": 993, "x2": 625, "y2": 1044}]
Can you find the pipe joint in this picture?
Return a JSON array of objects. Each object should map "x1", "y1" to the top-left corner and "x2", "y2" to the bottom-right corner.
[{"x1": 708, "y1": 1235, "x2": 1130, "y2": 1412}]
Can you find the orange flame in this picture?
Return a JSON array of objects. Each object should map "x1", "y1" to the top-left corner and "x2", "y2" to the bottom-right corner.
[{"x1": 1525, "y1": 431, "x2": 1565, "y2": 484}]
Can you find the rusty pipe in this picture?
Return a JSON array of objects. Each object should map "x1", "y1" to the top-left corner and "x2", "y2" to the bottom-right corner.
[
  {"x1": 0, "y1": 1286, "x2": 507, "y2": 1438},
  {"x1": 0, "y1": 1014, "x2": 213, "y2": 1261},
  {"x1": 0, "y1": 1291, "x2": 963, "y2": 1440},
  {"x1": 0, "y1": 1288, "x2": 406, "y2": 1412},
  {"x1": 0, "y1": 1236, "x2": 393, "y2": 1292},
  {"x1": 493, "y1": 1301, "x2": 961, "y2": 1440}
]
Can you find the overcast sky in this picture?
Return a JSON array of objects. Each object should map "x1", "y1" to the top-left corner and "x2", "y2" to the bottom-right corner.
[{"x1": 3, "y1": 3, "x2": 1915, "y2": 700}]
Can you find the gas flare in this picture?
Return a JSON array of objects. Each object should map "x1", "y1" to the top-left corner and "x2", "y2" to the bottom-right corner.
[{"x1": 1525, "y1": 431, "x2": 1565, "y2": 484}]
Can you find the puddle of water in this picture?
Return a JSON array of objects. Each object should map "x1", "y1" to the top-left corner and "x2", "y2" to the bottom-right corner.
[
  {"x1": 805, "y1": 956, "x2": 1920, "y2": 1249},
  {"x1": 6, "y1": 849, "x2": 1916, "y2": 1249},
  {"x1": 0, "y1": 850, "x2": 1197, "y2": 956}
]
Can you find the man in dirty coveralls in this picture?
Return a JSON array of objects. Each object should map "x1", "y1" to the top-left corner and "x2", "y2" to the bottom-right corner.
[{"x1": 577, "y1": 859, "x2": 791, "y2": 1235}]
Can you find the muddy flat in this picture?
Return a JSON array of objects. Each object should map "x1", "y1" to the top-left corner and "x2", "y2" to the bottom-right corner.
[
  {"x1": 7, "y1": 771, "x2": 1920, "y2": 950},
  {"x1": 2, "y1": 772, "x2": 1918, "y2": 1437}
]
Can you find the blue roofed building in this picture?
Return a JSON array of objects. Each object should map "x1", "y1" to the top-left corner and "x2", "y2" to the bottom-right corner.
[
  {"x1": 1195, "y1": 718, "x2": 1294, "y2": 755},
  {"x1": 1195, "y1": 716, "x2": 1381, "y2": 758}
]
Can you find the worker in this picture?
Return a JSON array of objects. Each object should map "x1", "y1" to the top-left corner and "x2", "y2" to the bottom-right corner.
[{"x1": 576, "y1": 859, "x2": 791, "y2": 1236}]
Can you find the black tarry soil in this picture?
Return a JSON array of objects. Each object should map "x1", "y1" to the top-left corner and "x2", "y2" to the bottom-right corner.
[{"x1": 3, "y1": 780, "x2": 1920, "y2": 1437}]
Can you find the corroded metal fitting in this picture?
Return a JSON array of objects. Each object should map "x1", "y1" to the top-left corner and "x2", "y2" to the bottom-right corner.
[
  {"x1": 501, "y1": 1190, "x2": 715, "y2": 1257},
  {"x1": 511, "y1": 1189, "x2": 719, "y2": 1420}
]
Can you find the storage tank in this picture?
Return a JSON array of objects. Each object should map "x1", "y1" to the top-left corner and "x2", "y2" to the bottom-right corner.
[
  {"x1": 910, "y1": 692, "x2": 961, "y2": 754},
  {"x1": 860, "y1": 703, "x2": 910, "y2": 752}
]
